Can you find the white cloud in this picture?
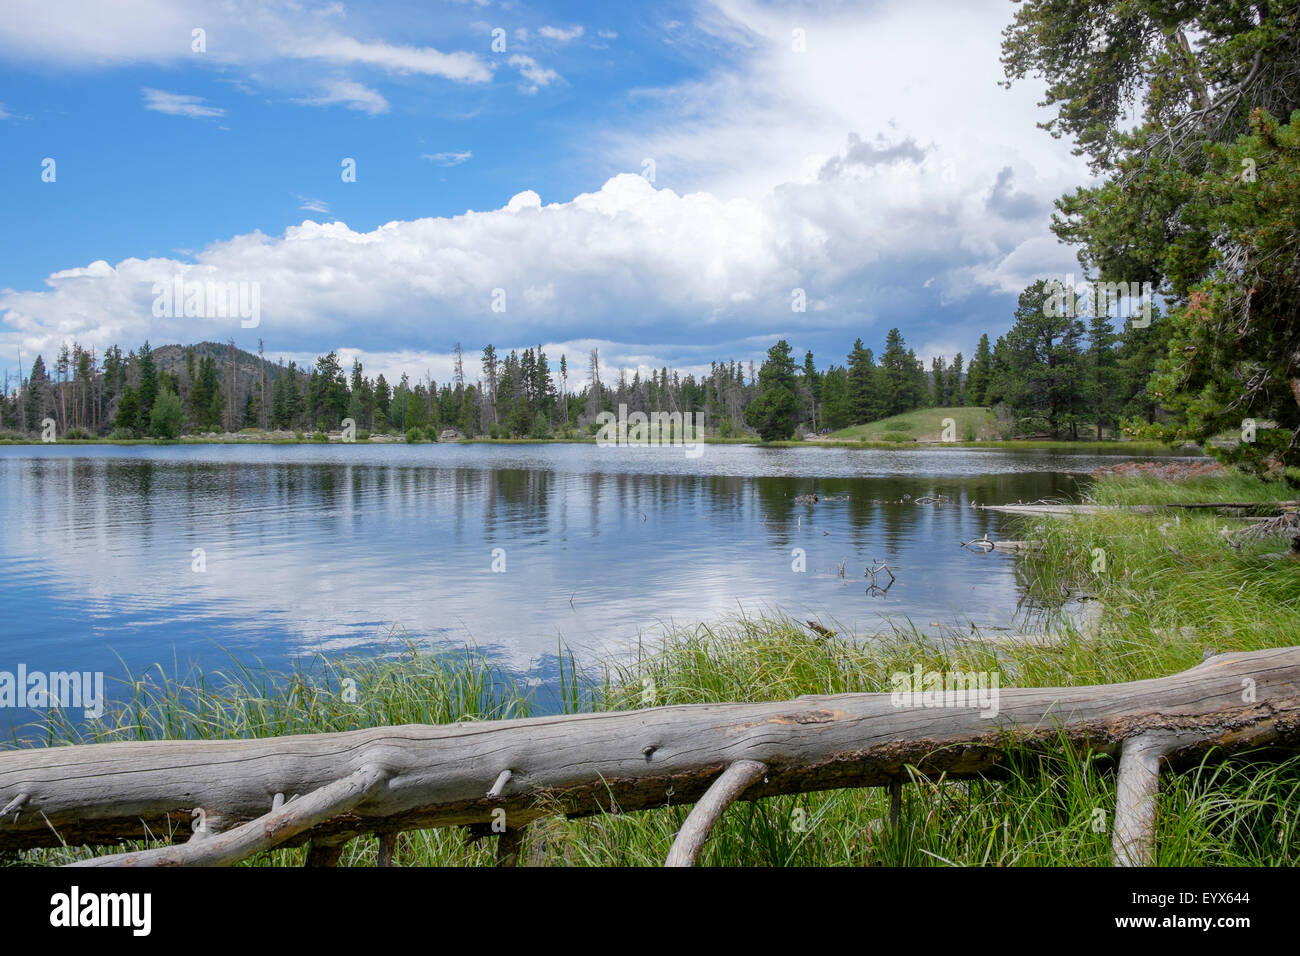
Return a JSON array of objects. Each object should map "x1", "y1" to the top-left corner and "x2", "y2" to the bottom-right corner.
[
  {"x1": 539, "y1": 25, "x2": 584, "y2": 43},
  {"x1": 597, "y1": 30, "x2": 618, "y2": 40},
  {"x1": 141, "y1": 87, "x2": 224, "y2": 118},
  {"x1": 421, "y1": 150, "x2": 473, "y2": 166},
  {"x1": 297, "y1": 195, "x2": 330, "y2": 214},
  {"x1": 508, "y1": 54, "x2": 560, "y2": 94},
  {"x1": 298, "y1": 79, "x2": 390, "y2": 114},
  {"x1": 1, "y1": 165, "x2": 1066, "y2": 374},
  {"x1": 0, "y1": 102, "x2": 12, "y2": 120},
  {"x1": 286, "y1": 35, "x2": 492, "y2": 83},
  {"x1": 0, "y1": 1, "x2": 495, "y2": 113}
]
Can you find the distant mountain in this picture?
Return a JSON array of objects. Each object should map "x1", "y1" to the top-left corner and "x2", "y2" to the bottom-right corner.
[{"x1": 152, "y1": 341, "x2": 294, "y2": 402}]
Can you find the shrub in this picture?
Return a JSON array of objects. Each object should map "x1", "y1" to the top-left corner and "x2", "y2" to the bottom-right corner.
[
  {"x1": 311, "y1": 431, "x2": 328, "y2": 442},
  {"x1": 406, "y1": 427, "x2": 422, "y2": 443},
  {"x1": 107, "y1": 427, "x2": 135, "y2": 441},
  {"x1": 356, "y1": 430, "x2": 370, "y2": 441},
  {"x1": 881, "y1": 431, "x2": 912, "y2": 443},
  {"x1": 62, "y1": 427, "x2": 93, "y2": 441},
  {"x1": 489, "y1": 423, "x2": 500, "y2": 440},
  {"x1": 529, "y1": 411, "x2": 551, "y2": 439},
  {"x1": 149, "y1": 386, "x2": 184, "y2": 440}
]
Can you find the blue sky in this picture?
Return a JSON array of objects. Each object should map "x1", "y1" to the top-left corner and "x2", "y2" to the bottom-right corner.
[{"x1": 0, "y1": 0, "x2": 1091, "y2": 389}]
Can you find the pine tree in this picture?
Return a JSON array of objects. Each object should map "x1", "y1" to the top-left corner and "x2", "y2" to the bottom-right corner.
[
  {"x1": 136, "y1": 342, "x2": 158, "y2": 436},
  {"x1": 846, "y1": 339, "x2": 877, "y2": 424},
  {"x1": 878, "y1": 329, "x2": 915, "y2": 417},
  {"x1": 25, "y1": 355, "x2": 49, "y2": 431},
  {"x1": 1002, "y1": 279, "x2": 1087, "y2": 438},
  {"x1": 966, "y1": 334, "x2": 992, "y2": 406},
  {"x1": 1085, "y1": 312, "x2": 1119, "y2": 439},
  {"x1": 744, "y1": 340, "x2": 799, "y2": 441}
]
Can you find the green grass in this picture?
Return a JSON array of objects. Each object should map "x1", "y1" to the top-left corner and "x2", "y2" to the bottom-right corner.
[
  {"x1": 6, "y1": 469, "x2": 1299, "y2": 867},
  {"x1": 828, "y1": 406, "x2": 996, "y2": 442},
  {"x1": 1085, "y1": 469, "x2": 1297, "y2": 506},
  {"x1": 770, "y1": 437, "x2": 1184, "y2": 453}
]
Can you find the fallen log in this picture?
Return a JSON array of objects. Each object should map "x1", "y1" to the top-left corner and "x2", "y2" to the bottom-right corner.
[
  {"x1": 977, "y1": 501, "x2": 1297, "y2": 517},
  {"x1": 1163, "y1": 501, "x2": 1299, "y2": 511},
  {"x1": 1, "y1": 647, "x2": 1298, "y2": 866}
]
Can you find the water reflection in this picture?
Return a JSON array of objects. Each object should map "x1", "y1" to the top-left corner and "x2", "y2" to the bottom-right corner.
[{"x1": 0, "y1": 443, "x2": 1195, "y2": 701}]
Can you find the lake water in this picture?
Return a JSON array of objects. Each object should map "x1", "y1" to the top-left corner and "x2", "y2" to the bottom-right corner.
[{"x1": 0, "y1": 442, "x2": 1194, "y2": 726}]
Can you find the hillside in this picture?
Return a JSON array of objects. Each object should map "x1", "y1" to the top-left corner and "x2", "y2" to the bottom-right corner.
[
  {"x1": 152, "y1": 341, "x2": 292, "y2": 402},
  {"x1": 825, "y1": 406, "x2": 997, "y2": 442}
]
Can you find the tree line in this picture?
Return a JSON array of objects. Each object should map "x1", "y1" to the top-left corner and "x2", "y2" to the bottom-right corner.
[{"x1": 2, "y1": 302, "x2": 1171, "y2": 444}]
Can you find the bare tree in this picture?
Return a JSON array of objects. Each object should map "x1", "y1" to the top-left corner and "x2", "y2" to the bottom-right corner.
[
  {"x1": 586, "y1": 348, "x2": 601, "y2": 419},
  {"x1": 258, "y1": 338, "x2": 266, "y2": 430},
  {"x1": 228, "y1": 339, "x2": 237, "y2": 432}
]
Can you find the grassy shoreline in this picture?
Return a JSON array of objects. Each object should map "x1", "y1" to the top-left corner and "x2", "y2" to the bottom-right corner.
[
  {"x1": 5, "y1": 467, "x2": 1296, "y2": 866},
  {"x1": 0, "y1": 434, "x2": 1195, "y2": 455}
]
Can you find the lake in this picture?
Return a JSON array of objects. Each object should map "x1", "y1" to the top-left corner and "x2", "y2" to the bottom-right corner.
[{"x1": 0, "y1": 442, "x2": 1195, "y2": 726}]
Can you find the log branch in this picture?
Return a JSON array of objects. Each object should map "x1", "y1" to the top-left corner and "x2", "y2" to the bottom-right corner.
[
  {"x1": 665, "y1": 759, "x2": 767, "y2": 867},
  {"x1": 69, "y1": 765, "x2": 388, "y2": 867},
  {"x1": 376, "y1": 831, "x2": 398, "y2": 867},
  {"x1": 1112, "y1": 733, "x2": 1180, "y2": 867},
  {"x1": 496, "y1": 827, "x2": 526, "y2": 867}
]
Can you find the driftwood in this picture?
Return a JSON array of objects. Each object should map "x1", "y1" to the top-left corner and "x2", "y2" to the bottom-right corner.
[
  {"x1": 961, "y1": 535, "x2": 1044, "y2": 553},
  {"x1": 1, "y1": 647, "x2": 1299, "y2": 867}
]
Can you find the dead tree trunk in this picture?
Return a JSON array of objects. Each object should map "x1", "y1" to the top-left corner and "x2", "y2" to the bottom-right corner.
[{"x1": 1, "y1": 647, "x2": 1298, "y2": 866}]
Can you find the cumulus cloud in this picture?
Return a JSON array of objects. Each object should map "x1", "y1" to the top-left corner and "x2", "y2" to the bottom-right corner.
[
  {"x1": 1, "y1": 162, "x2": 1075, "y2": 382},
  {"x1": 141, "y1": 88, "x2": 224, "y2": 118}
]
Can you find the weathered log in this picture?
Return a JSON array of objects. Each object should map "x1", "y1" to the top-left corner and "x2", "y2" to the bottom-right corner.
[
  {"x1": 977, "y1": 501, "x2": 1297, "y2": 517},
  {"x1": 1163, "y1": 501, "x2": 1299, "y2": 511},
  {"x1": 1, "y1": 647, "x2": 1298, "y2": 865}
]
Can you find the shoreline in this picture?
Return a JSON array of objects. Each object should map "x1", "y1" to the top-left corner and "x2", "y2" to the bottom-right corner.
[{"x1": 0, "y1": 435, "x2": 1198, "y2": 455}]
